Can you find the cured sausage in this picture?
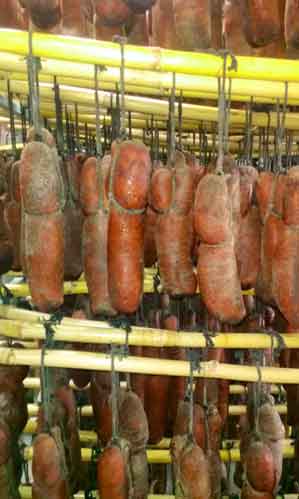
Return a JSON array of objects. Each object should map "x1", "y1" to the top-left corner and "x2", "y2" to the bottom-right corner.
[
  {"x1": 174, "y1": 400, "x2": 206, "y2": 449},
  {"x1": 151, "y1": 152, "x2": 197, "y2": 296},
  {"x1": 240, "y1": 402, "x2": 284, "y2": 498},
  {"x1": 22, "y1": 0, "x2": 62, "y2": 30},
  {"x1": 194, "y1": 172, "x2": 245, "y2": 324},
  {"x1": 32, "y1": 429, "x2": 70, "y2": 498},
  {"x1": 171, "y1": 434, "x2": 212, "y2": 498},
  {"x1": 94, "y1": 0, "x2": 131, "y2": 26},
  {"x1": 151, "y1": 0, "x2": 177, "y2": 49},
  {"x1": 62, "y1": 156, "x2": 83, "y2": 281},
  {"x1": 128, "y1": 14, "x2": 149, "y2": 45},
  {"x1": 97, "y1": 439, "x2": 131, "y2": 499},
  {"x1": 173, "y1": 0, "x2": 211, "y2": 50},
  {"x1": 93, "y1": 386, "x2": 148, "y2": 498},
  {"x1": 0, "y1": 0, "x2": 27, "y2": 29},
  {"x1": 0, "y1": 197, "x2": 13, "y2": 275},
  {"x1": 20, "y1": 129, "x2": 65, "y2": 312},
  {"x1": 108, "y1": 141, "x2": 151, "y2": 314},
  {"x1": 210, "y1": 0, "x2": 222, "y2": 49},
  {"x1": 4, "y1": 161, "x2": 22, "y2": 271},
  {"x1": 241, "y1": 0, "x2": 282, "y2": 47},
  {"x1": 0, "y1": 361, "x2": 29, "y2": 497},
  {"x1": 61, "y1": 0, "x2": 93, "y2": 37},
  {"x1": 236, "y1": 167, "x2": 261, "y2": 289},
  {"x1": 285, "y1": 0, "x2": 299, "y2": 49},
  {"x1": 272, "y1": 173, "x2": 299, "y2": 326},
  {"x1": 80, "y1": 154, "x2": 116, "y2": 316}
]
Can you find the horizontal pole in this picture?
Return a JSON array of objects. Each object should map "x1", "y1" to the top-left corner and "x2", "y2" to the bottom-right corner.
[
  {"x1": 1, "y1": 29, "x2": 299, "y2": 83},
  {"x1": 1, "y1": 52, "x2": 299, "y2": 104},
  {"x1": 3, "y1": 67, "x2": 299, "y2": 106},
  {"x1": 25, "y1": 402, "x2": 287, "y2": 420},
  {"x1": 4, "y1": 78, "x2": 299, "y2": 130},
  {"x1": 22, "y1": 377, "x2": 283, "y2": 395},
  {"x1": 1, "y1": 347, "x2": 299, "y2": 383},
  {"x1": 1, "y1": 317, "x2": 298, "y2": 350}
]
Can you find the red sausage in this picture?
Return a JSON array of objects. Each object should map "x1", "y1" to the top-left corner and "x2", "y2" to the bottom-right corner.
[
  {"x1": 173, "y1": 0, "x2": 211, "y2": 50},
  {"x1": 4, "y1": 160, "x2": 22, "y2": 271},
  {"x1": 97, "y1": 440, "x2": 130, "y2": 499},
  {"x1": 32, "y1": 430, "x2": 70, "y2": 498},
  {"x1": 80, "y1": 154, "x2": 116, "y2": 316},
  {"x1": 108, "y1": 141, "x2": 151, "y2": 314},
  {"x1": 20, "y1": 129, "x2": 65, "y2": 311}
]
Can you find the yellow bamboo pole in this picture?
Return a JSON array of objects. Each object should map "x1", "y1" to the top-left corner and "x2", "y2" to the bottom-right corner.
[
  {"x1": 1, "y1": 347, "x2": 299, "y2": 383},
  {"x1": 25, "y1": 402, "x2": 287, "y2": 420},
  {"x1": 2, "y1": 51, "x2": 299, "y2": 103},
  {"x1": 0, "y1": 314, "x2": 298, "y2": 350},
  {"x1": 1, "y1": 29, "x2": 299, "y2": 83},
  {"x1": 4, "y1": 68, "x2": 299, "y2": 106},
  {"x1": 3, "y1": 79, "x2": 299, "y2": 130},
  {"x1": 21, "y1": 377, "x2": 283, "y2": 396}
]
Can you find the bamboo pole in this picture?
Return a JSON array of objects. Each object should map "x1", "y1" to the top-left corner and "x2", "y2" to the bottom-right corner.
[
  {"x1": 1, "y1": 347, "x2": 299, "y2": 383},
  {"x1": 2, "y1": 52, "x2": 299, "y2": 103},
  {"x1": 3, "y1": 79, "x2": 299, "y2": 130},
  {"x1": 1, "y1": 29, "x2": 299, "y2": 83},
  {"x1": 25, "y1": 402, "x2": 287, "y2": 420},
  {"x1": 4, "y1": 68, "x2": 299, "y2": 106},
  {"x1": 0, "y1": 313, "x2": 298, "y2": 350},
  {"x1": 22, "y1": 377, "x2": 283, "y2": 396}
]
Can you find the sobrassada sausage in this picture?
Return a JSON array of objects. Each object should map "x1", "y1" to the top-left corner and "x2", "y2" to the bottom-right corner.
[
  {"x1": 171, "y1": 434, "x2": 212, "y2": 498},
  {"x1": 4, "y1": 160, "x2": 22, "y2": 271},
  {"x1": 0, "y1": 197, "x2": 13, "y2": 275},
  {"x1": 60, "y1": 0, "x2": 93, "y2": 37},
  {"x1": 151, "y1": 152, "x2": 197, "y2": 296},
  {"x1": 151, "y1": 0, "x2": 177, "y2": 49},
  {"x1": 194, "y1": 173, "x2": 245, "y2": 324},
  {"x1": 173, "y1": 0, "x2": 211, "y2": 50},
  {"x1": 62, "y1": 156, "x2": 83, "y2": 281},
  {"x1": 22, "y1": 0, "x2": 62, "y2": 29},
  {"x1": 0, "y1": 0, "x2": 27, "y2": 29},
  {"x1": 240, "y1": 402, "x2": 284, "y2": 498},
  {"x1": 32, "y1": 429, "x2": 70, "y2": 499},
  {"x1": 108, "y1": 141, "x2": 151, "y2": 314},
  {"x1": 80, "y1": 154, "x2": 116, "y2": 316},
  {"x1": 97, "y1": 439, "x2": 131, "y2": 499},
  {"x1": 94, "y1": 0, "x2": 131, "y2": 26},
  {"x1": 20, "y1": 129, "x2": 65, "y2": 311},
  {"x1": 174, "y1": 400, "x2": 206, "y2": 449},
  {"x1": 272, "y1": 173, "x2": 299, "y2": 326},
  {"x1": 241, "y1": 0, "x2": 281, "y2": 47}
]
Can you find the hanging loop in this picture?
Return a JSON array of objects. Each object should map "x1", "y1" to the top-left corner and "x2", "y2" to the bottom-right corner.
[{"x1": 113, "y1": 36, "x2": 128, "y2": 141}]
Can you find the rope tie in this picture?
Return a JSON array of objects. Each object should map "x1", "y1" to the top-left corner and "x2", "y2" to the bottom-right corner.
[
  {"x1": 110, "y1": 346, "x2": 120, "y2": 443},
  {"x1": 216, "y1": 50, "x2": 238, "y2": 175},
  {"x1": 113, "y1": 36, "x2": 127, "y2": 141},
  {"x1": 167, "y1": 72, "x2": 176, "y2": 167},
  {"x1": 27, "y1": 22, "x2": 42, "y2": 140},
  {"x1": 40, "y1": 311, "x2": 63, "y2": 432}
]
